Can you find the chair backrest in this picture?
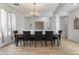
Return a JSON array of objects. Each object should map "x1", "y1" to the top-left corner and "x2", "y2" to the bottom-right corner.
[
  {"x1": 13, "y1": 30, "x2": 18, "y2": 34},
  {"x1": 58, "y1": 30, "x2": 62, "y2": 34},
  {"x1": 45, "y1": 31, "x2": 53, "y2": 38},
  {"x1": 58, "y1": 30, "x2": 62, "y2": 39},
  {"x1": 13, "y1": 30, "x2": 18, "y2": 38},
  {"x1": 35, "y1": 31, "x2": 42, "y2": 38},
  {"x1": 23, "y1": 31, "x2": 30, "y2": 39}
]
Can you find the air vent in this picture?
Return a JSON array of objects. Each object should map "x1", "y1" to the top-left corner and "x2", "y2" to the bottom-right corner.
[{"x1": 13, "y1": 3, "x2": 20, "y2": 6}]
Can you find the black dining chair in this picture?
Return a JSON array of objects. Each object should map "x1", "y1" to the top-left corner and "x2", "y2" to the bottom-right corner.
[
  {"x1": 35, "y1": 31, "x2": 43, "y2": 47},
  {"x1": 23, "y1": 31, "x2": 31, "y2": 46},
  {"x1": 13, "y1": 30, "x2": 18, "y2": 39},
  {"x1": 58, "y1": 30, "x2": 62, "y2": 40},
  {"x1": 53, "y1": 30, "x2": 62, "y2": 47},
  {"x1": 14, "y1": 30, "x2": 23, "y2": 46},
  {"x1": 45, "y1": 31, "x2": 54, "y2": 47},
  {"x1": 13, "y1": 30, "x2": 19, "y2": 46},
  {"x1": 14, "y1": 30, "x2": 18, "y2": 34},
  {"x1": 58, "y1": 30, "x2": 62, "y2": 44}
]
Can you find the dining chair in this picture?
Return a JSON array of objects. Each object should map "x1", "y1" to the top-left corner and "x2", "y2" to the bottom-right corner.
[
  {"x1": 14, "y1": 30, "x2": 23, "y2": 46},
  {"x1": 53, "y1": 30, "x2": 62, "y2": 47},
  {"x1": 58, "y1": 30, "x2": 62, "y2": 44},
  {"x1": 58, "y1": 30, "x2": 62, "y2": 40},
  {"x1": 45, "y1": 31, "x2": 54, "y2": 47},
  {"x1": 14, "y1": 30, "x2": 18, "y2": 34},
  {"x1": 35, "y1": 31, "x2": 43, "y2": 47},
  {"x1": 23, "y1": 31, "x2": 31, "y2": 46},
  {"x1": 13, "y1": 30, "x2": 19, "y2": 46}
]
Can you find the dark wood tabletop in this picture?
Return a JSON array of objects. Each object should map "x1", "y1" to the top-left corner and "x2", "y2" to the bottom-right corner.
[{"x1": 16, "y1": 33, "x2": 59, "y2": 39}]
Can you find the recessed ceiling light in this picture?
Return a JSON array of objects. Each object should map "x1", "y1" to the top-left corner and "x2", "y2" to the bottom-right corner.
[{"x1": 73, "y1": 3, "x2": 77, "y2": 6}]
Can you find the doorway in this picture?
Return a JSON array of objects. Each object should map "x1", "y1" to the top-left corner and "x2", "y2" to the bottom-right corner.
[{"x1": 60, "y1": 16, "x2": 69, "y2": 38}]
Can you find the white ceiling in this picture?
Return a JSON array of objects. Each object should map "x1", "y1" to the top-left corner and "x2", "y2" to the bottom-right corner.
[
  {"x1": 58, "y1": 3, "x2": 79, "y2": 16},
  {"x1": 6, "y1": 3, "x2": 59, "y2": 17}
]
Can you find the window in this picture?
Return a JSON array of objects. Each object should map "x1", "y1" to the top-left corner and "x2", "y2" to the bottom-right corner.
[
  {"x1": 0, "y1": 9, "x2": 16, "y2": 43},
  {"x1": 1, "y1": 9, "x2": 8, "y2": 42}
]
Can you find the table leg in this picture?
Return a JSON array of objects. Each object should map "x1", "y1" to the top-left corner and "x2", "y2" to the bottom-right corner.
[
  {"x1": 45, "y1": 40, "x2": 47, "y2": 47},
  {"x1": 57, "y1": 37, "x2": 59, "y2": 47}
]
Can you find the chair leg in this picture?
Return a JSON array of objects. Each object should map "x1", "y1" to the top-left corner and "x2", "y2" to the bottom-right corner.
[
  {"x1": 35, "y1": 40, "x2": 37, "y2": 48},
  {"x1": 26, "y1": 41, "x2": 28, "y2": 45},
  {"x1": 45, "y1": 40, "x2": 47, "y2": 47},
  {"x1": 41, "y1": 40, "x2": 43, "y2": 47},
  {"x1": 51, "y1": 41, "x2": 53, "y2": 47},
  {"x1": 57, "y1": 39, "x2": 59, "y2": 47},
  {"x1": 51, "y1": 40, "x2": 55, "y2": 46},
  {"x1": 20, "y1": 40, "x2": 22, "y2": 45},
  {"x1": 15, "y1": 40, "x2": 16, "y2": 45},
  {"x1": 59, "y1": 39, "x2": 61, "y2": 45},
  {"x1": 30, "y1": 41, "x2": 31, "y2": 47},
  {"x1": 23, "y1": 40, "x2": 25, "y2": 46},
  {"x1": 31, "y1": 41, "x2": 33, "y2": 44},
  {"x1": 16, "y1": 40, "x2": 19, "y2": 46},
  {"x1": 59, "y1": 36, "x2": 61, "y2": 45},
  {"x1": 53, "y1": 40, "x2": 55, "y2": 45}
]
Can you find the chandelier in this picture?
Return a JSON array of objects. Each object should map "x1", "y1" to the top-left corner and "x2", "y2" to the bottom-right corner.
[{"x1": 31, "y1": 3, "x2": 39, "y2": 17}]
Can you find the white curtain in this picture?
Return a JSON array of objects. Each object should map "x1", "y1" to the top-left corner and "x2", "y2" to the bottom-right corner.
[
  {"x1": 11, "y1": 13, "x2": 16, "y2": 31},
  {"x1": 0, "y1": 9, "x2": 16, "y2": 44},
  {"x1": 1, "y1": 9, "x2": 8, "y2": 42}
]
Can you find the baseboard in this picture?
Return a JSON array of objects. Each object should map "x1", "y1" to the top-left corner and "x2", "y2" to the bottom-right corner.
[
  {"x1": 0, "y1": 40, "x2": 14, "y2": 48},
  {"x1": 67, "y1": 39, "x2": 79, "y2": 43}
]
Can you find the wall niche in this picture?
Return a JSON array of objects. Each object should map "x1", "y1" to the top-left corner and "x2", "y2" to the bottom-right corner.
[{"x1": 74, "y1": 17, "x2": 79, "y2": 29}]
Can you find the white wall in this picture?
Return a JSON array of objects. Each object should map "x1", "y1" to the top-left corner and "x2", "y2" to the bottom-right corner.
[
  {"x1": 55, "y1": 15, "x2": 60, "y2": 33},
  {"x1": 16, "y1": 12, "x2": 26, "y2": 34},
  {"x1": 68, "y1": 8, "x2": 79, "y2": 42},
  {"x1": 24, "y1": 17, "x2": 54, "y2": 30},
  {"x1": 24, "y1": 17, "x2": 54, "y2": 34},
  {"x1": 60, "y1": 16, "x2": 69, "y2": 38}
]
